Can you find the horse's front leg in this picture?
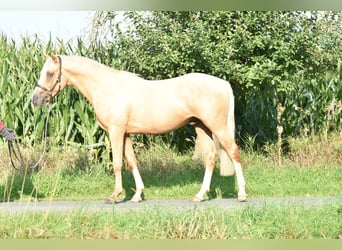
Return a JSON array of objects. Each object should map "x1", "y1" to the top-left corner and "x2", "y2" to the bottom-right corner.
[
  {"x1": 124, "y1": 135, "x2": 144, "y2": 202},
  {"x1": 106, "y1": 128, "x2": 125, "y2": 204}
]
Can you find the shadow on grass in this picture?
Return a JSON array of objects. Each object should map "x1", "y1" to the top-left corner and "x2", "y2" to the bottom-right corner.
[
  {"x1": 0, "y1": 170, "x2": 45, "y2": 202},
  {"x1": 119, "y1": 154, "x2": 237, "y2": 202}
]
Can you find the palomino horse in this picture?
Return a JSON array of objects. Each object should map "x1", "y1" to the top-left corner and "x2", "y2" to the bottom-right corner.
[{"x1": 31, "y1": 54, "x2": 247, "y2": 203}]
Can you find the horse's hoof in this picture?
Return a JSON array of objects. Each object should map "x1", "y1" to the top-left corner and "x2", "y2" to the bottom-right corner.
[
  {"x1": 192, "y1": 196, "x2": 204, "y2": 202},
  {"x1": 130, "y1": 196, "x2": 142, "y2": 203},
  {"x1": 105, "y1": 197, "x2": 118, "y2": 204},
  {"x1": 237, "y1": 195, "x2": 247, "y2": 202},
  {"x1": 105, "y1": 199, "x2": 114, "y2": 204}
]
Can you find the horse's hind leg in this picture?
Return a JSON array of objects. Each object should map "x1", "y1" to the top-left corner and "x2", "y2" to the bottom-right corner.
[
  {"x1": 213, "y1": 129, "x2": 247, "y2": 202},
  {"x1": 124, "y1": 135, "x2": 144, "y2": 202},
  {"x1": 193, "y1": 122, "x2": 217, "y2": 202}
]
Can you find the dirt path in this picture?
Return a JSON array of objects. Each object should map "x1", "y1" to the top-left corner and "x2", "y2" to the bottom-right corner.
[{"x1": 1, "y1": 196, "x2": 341, "y2": 214}]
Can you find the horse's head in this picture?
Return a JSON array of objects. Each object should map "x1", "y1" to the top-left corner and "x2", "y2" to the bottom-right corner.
[{"x1": 32, "y1": 54, "x2": 66, "y2": 106}]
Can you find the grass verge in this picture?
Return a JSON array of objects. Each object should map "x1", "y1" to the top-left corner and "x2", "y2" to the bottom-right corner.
[
  {"x1": 0, "y1": 204, "x2": 341, "y2": 239},
  {"x1": 0, "y1": 132, "x2": 341, "y2": 201}
]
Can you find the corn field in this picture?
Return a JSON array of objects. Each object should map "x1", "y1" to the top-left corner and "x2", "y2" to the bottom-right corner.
[
  {"x1": 0, "y1": 34, "x2": 341, "y2": 155},
  {"x1": 0, "y1": 35, "x2": 107, "y2": 148},
  {"x1": 236, "y1": 64, "x2": 342, "y2": 144}
]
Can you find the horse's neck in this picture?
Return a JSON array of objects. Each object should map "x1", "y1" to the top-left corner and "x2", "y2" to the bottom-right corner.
[{"x1": 64, "y1": 57, "x2": 105, "y2": 105}]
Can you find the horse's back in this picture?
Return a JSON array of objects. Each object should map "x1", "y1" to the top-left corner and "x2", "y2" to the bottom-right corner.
[
  {"x1": 150, "y1": 72, "x2": 232, "y2": 96},
  {"x1": 167, "y1": 72, "x2": 229, "y2": 86},
  {"x1": 171, "y1": 73, "x2": 233, "y2": 102},
  {"x1": 131, "y1": 72, "x2": 233, "y2": 110}
]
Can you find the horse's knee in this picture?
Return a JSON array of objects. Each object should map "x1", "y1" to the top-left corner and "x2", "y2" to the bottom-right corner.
[
  {"x1": 113, "y1": 159, "x2": 122, "y2": 172},
  {"x1": 204, "y1": 148, "x2": 217, "y2": 169}
]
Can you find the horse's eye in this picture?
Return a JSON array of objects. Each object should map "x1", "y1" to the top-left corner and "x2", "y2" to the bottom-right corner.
[{"x1": 46, "y1": 72, "x2": 54, "y2": 79}]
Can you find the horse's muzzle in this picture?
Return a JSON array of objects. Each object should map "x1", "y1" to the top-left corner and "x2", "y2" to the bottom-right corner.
[{"x1": 32, "y1": 92, "x2": 50, "y2": 106}]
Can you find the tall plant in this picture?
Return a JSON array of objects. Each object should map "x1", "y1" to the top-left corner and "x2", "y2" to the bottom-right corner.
[{"x1": 0, "y1": 35, "x2": 108, "y2": 149}]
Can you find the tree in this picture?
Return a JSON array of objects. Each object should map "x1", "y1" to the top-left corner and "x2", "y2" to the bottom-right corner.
[{"x1": 90, "y1": 11, "x2": 342, "y2": 148}]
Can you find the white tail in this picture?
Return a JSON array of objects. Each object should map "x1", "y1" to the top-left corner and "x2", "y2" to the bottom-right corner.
[
  {"x1": 214, "y1": 136, "x2": 235, "y2": 176},
  {"x1": 216, "y1": 83, "x2": 236, "y2": 176}
]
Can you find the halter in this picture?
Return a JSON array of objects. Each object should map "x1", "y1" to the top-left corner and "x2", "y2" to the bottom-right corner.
[{"x1": 35, "y1": 55, "x2": 62, "y2": 99}]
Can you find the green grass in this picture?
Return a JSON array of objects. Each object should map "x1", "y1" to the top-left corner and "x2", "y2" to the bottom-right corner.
[
  {"x1": 0, "y1": 132, "x2": 341, "y2": 239},
  {"x1": 0, "y1": 204, "x2": 340, "y2": 239},
  {"x1": 0, "y1": 132, "x2": 341, "y2": 202},
  {"x1": 1, "y1": 154, "x2": 341, "y2": 202}
]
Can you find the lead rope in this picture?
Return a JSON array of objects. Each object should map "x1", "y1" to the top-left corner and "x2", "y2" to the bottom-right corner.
[
  {"x1": 30, "y1": 103, "x2": 51, "y2": 169},
  {"x1": 8, "y1": 139, "x2": 25, "y2": 171},
  {"x1": 8, "y1": 104, "x2": 51, "y2": 170}
]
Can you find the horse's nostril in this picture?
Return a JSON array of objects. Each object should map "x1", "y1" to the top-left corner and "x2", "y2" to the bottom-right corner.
[
  {"x1": 32, "y1": 96, "x2": 36, "y2": 106},
  {"x1": 32, "y1": 94, "x2": 43, "y2": 106}
]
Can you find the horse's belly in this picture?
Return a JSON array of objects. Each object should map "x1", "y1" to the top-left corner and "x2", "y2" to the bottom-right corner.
[{"x1": 126, "y1": 113, "x2": 191, "y2": 134}]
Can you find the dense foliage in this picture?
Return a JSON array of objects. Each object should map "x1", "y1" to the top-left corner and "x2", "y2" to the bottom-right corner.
[
  {"x1": 0, "y1": 11, "x2": 341, "y2": 154},
  {"x1": 93, "y1": 11, "x2": 342, "y2": 146}
]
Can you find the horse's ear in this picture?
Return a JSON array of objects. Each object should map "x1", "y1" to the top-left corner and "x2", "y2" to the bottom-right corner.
[
  {"x1": 43, "y1": 53, "x2": 49, "y2": 61},
  {"x1": 50, "y1": 54, "x2": 59, "y2": 63}
]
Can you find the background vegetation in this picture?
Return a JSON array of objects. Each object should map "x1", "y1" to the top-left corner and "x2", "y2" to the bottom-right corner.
[
  {"x1": 92, "y1": 11, "x2": 342, "y2": 147},
  {"x1": 0, "y1": 11, "x2": 341, "y2": 153}
]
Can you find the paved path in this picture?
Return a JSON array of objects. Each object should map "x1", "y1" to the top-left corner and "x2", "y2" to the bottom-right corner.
[{"x1": 0, "y1": 196, "x2": 341, "y2": 214}]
